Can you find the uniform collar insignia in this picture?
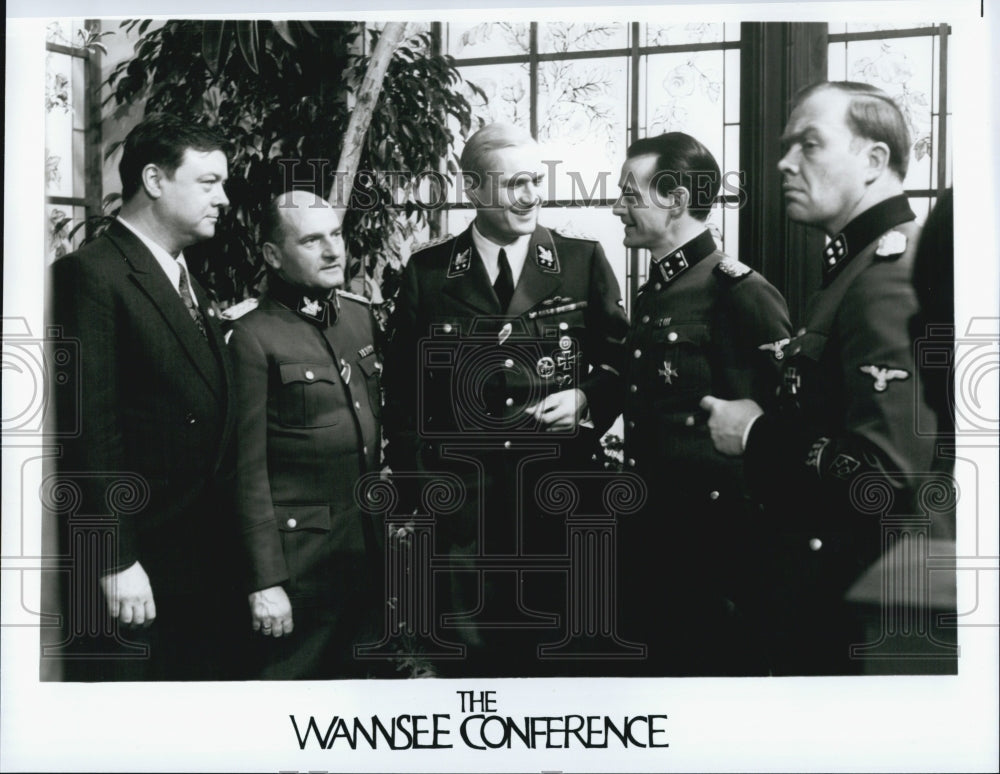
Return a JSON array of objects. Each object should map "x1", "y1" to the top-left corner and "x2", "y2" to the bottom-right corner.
[
  {"x1": 653, "y1": 249, "x2": 689, "y2": 284},
  {"x1": 300, "y1": 297, "x2": 322, "y2": 316},
  {"x1": 536, "y1": 240, "x2": 560, "y2": 273},
  {"x1": 823, "y1": 234, "x2": 849, "y2": 272},
  {"x1": 449, "y1": 246, "x2": 472, "y2": 276},
  {"x1": 268, "y1": 274, "x2": 338, "y2": 326},
  {"x1": 822, "y1": 195, "x2": 916, "y2": 285},
  {"x1": 650, "y1": 229, "x2": 718, "y2": 287}
]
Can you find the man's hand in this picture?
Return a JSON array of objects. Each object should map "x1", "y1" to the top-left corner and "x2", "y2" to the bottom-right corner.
[
  {"x1": 99, "y1": 561, "x2": 156, "y2": 628},
  {"x1": 249, "y1": 586, "x2": 294, "y2": 638},
  {"x1": 525, "y1": 388, "x2": 587, "y2": 431},
  {"x1": 700, "y1": 395, "x2": 764, "y2": 456}
]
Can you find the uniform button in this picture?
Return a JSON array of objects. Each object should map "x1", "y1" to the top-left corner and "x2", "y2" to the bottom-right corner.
[
  {"x1": 504, "y1": 358, "x2": 514, "y2": 368},
  {"x1": 627, "y1": 458, "x2": 636, "y2": 467},
  {"x1": 709, "y1": 490, "x2": 720, "y2": 500},
  {"x1": 591, "y1": 453, "x2": 598, "y2": 461},
  {"x1": 505, "y1": 397, "x2": 514, "y2": 407},
  {"x1": 633, "y1": 349, "x2": 642, "y2": 358},
  {"x1": 629, "y1": 384, "x2": 638, "y2": 393},
  {"x1": 685, "y1": 415, "x2": 695, "y2": 427},
  {"x1": 667, "y1": 332, "x2": 678, "y2": 342},
  {"x1": 809, "y1": 538, "x2": 823, "y2": 552},
  {"x1": 186, "y1": 413, "x2": 196, "y2": 425},
  {"x1": 443, "y1": 323, "x2": 453, "y2": 333},
  {"x1": 363, "y1": 446, "x2": 368, "y2": 455},
  {"x1": 559, "y1": 322, "x2": 569, "y2": 331},
  {"x1": 654, "y1": 283, "x2": 662, "y2": 291},
  {"x1": 206, "y1": 307, "x2": 216, "y2": 317},
  {"x1": 641, "y1": 315, "x2": 650, "y2": 324},
  {"x1": 503, "y1": 441, "x2": 511, "y2": 449},
  {"x1": 797, "y1": 327, "x2": 807, "y2": 336},
  {"x1": 627, "y1": 420, "x2": 635, "y2": 429},
  {"x1": 304, "y1": 370, "x2": 315, "y2": 380},
  {"x1": 354, "y1": 400, "x2": 361, "y2": 410},
  {"x1": 286, "y1": 518, "x2": 297, "y2": 528}
]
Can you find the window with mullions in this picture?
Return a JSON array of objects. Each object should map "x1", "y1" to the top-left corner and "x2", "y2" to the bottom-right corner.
[
  {"x1": 828, "y1": 23, "x2": 951, "y2": 222},
  {"x1": 443, "y1": 22, "x2": 741, "y2": 313},
  {"x1": 45, "y1": 19, "x2": 103, "y2": 263}
]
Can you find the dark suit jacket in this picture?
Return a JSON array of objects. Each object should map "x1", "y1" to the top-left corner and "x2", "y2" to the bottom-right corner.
[{"x1": 51, "y1": 219, "x2": 238, "y2": 599}]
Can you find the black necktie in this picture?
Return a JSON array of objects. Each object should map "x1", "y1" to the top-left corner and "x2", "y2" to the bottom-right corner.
[
  {"x1": 494, "y1": 247, "x2": 514, "y2": 311},
  {"x1": 177, "y1": 260, "x2": 207, "y2": 339}
]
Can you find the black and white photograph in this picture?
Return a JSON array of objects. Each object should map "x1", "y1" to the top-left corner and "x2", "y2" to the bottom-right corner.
[{"x1": 2, "y1": 0, "x2": 998, "y2": 771}]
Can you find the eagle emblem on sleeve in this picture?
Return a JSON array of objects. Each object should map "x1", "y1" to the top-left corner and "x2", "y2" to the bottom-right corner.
[
  {"x1": 758, "y1": 338, "x2": 791, "y2": 360},
  {"x1": 859, "y1": 365, "x2": 910, "y2": 392}
]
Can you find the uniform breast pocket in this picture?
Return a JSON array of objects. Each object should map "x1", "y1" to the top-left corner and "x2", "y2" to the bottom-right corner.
[
  {"x1": 357, "y1": 352, "x2": 383, "y2": 417},
  {"x1": 650, "y1": 322, "x2": 712, "y2": 395},
  {"x1": 276, "y1": 363, "x2": 342, "y2": 428}
]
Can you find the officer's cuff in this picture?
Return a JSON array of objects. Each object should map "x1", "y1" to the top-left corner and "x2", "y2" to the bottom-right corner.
[{"x1": 741, "y1": 412, "x2": 763, "y2": 452}]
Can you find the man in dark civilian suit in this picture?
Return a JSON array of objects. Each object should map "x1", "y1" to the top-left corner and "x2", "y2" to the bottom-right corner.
[
  {"x1": 51, "y1": 113, "x2": 245, "y2": 680},
  {"x1": 382, "y1": 123, "x2": 630, "y2": 676},
  {"x1": 227, "y1": 191, "x2": 384, "y2": 679}
]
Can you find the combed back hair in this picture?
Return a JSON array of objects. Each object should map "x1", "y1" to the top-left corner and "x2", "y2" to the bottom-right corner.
[
  {"x1": 118, "y1": 113, "x2": 227, "y2": 202},
  {"x1": 625, "y1": 132, "x2": 721, "y2": 221},
  {"x1": 792, "y1": 80, "x2": 911, "y2": 179},
  {"x1": 460, "y1": 122, "x2": 536, "y2": 184}
]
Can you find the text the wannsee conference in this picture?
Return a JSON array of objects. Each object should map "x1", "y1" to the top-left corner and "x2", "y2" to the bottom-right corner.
[{"x1": 290, "y1": 690, "x2": 669, "y2": 751}]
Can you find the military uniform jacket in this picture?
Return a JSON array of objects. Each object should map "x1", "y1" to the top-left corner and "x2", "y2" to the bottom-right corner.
[
  {"x1": 383, "y1": 224, "x2": 629, "y2": 488},
  {"x1": 228, "y1": 277, "x2": 382, "y2": 601},
  {"x1": 624, "y1": 229, "x2": 792, "y2": 513},
  {"x1": 745, "y1": 195, "x2": 936, "y2": 597}
]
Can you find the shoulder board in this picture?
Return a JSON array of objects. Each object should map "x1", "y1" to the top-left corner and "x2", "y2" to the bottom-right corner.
[
  {"x1": 552, "y1": 227, "x2": 594, "y2": 242},
  {"x1": 337, "y1": 289, "x2": 371, "y2": 305},
  {"x1": 874, "y1": 229, "x2": 908, "y2": 260},
  {"x1": 410, "y1": 234, "x2": 454, "y2": 254},
  {"x1": 219, "y1": 297, "x2": 259, "y2": 321},
  {"x1": 713, "y1": 259, "x2": 754, "y2": 283}
]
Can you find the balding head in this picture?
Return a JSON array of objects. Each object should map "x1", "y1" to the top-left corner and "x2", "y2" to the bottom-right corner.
[{"x1": 261, "y1": 191, "x2": 346, "y2": 290}]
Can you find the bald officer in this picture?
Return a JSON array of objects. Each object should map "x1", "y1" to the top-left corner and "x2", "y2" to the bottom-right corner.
[{"x1": 227, "y1": 191, "x2": 383, "y2": 679}]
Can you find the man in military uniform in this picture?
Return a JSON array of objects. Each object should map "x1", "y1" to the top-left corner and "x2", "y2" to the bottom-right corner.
[
  {"x1": 701, "y1": 81, "x2": 939, "y2": 674},
  {"x1": 382, "y1": 123, "x2": 629, "y2": 676},
  {"x1": 612, "y1": 132, "x2": 792, "y2": 675},
  {"x1": 227, "y1": 191, "x2": 383, "y2": 679}
]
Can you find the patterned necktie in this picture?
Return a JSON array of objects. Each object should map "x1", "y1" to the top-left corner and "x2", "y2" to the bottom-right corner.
[
  {"x1": 494, "y1": 247, "x2": 515, "y2": 311},
  {"x1": 177, "y1": 260, "x2": 207, "y2": 339}
]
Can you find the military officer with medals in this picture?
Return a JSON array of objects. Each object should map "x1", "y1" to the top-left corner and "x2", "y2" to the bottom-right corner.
[
  {"x1": 226, "y1": 191, "x2": 383, "y2": 679},
  {"x1": 382, "y1": 122, "x2": 629, "y2": 676},
  {"x1": 612, "y1": 132, "x2": 792, "y2": 675},
  {"x1": 701, "y1": 82, "x2": 939, "y2": 674}
]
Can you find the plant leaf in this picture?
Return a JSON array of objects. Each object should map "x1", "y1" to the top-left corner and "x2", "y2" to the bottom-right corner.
[
  {"x1": 202, "y1": 20, "x2": 229, "y2": 77},
  {"x1": 236, "y1": 21, "x2": 260, "y2": 75}
]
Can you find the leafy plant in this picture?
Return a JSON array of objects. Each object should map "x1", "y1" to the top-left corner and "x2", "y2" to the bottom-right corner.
[{"x1": 103, "y1": 20, "x2": 479, "y2": 306}]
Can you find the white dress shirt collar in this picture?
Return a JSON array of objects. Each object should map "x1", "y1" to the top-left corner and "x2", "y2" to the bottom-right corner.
[
  {"x1": 117, "y1": 216, "x2": 197, "y2": 306},
  {"x1": 470, "y1": 221, "x2": 531, "y2": 286}
]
